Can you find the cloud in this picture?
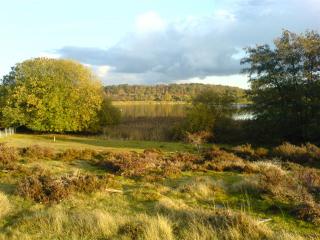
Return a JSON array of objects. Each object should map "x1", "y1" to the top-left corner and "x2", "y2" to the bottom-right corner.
[
  {"x1": 57, "y1": 0, "x2": 320, "y2": 86},
  {"x1": 135, "y1": 11, "x2": 166, "y2": 33}
]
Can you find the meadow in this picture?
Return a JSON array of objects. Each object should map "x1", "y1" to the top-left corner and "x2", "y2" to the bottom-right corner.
[{"x1": 0, "y1": 134, "x2": 319, "y2": 239}]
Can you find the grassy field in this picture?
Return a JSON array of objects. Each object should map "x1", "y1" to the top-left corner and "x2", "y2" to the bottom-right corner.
[
  {"x1": 0, "y1": 134, "x2": 319, "y2": 239},
  {"x1": 0, "y1": 134, "x2": 195, "y2": 153}
]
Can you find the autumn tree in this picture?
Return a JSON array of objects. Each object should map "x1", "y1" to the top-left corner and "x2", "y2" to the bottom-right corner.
[
  {"x1": 178, "y1": 89, "x2": 237, "y2": 138},
  {"x1": 242, "y1": 30, "x2": 320, "y2": 142},
  {"x1": 0, "y1": 58, "x2": 104, "y2": 132}
]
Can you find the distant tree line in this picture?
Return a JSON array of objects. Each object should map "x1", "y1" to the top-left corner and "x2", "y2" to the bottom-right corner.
[{"x1": 104, "y1": 84, "x2": 247, "y2": 103}]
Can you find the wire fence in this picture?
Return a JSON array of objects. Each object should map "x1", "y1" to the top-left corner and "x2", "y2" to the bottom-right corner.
[{"x1": 0, "y1": 127, "x2": 15, "y2": 138}]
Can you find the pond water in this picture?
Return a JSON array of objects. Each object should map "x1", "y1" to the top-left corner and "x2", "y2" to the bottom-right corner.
[
  {"x1": 114, "y1": 102, "x2": 253, "y2": 120},
  {"x1": 114, "y1": 102, "x2": 187, "y2": 119},
  {"x1": 106, "y1": 102, "x2": 252, "y2": 141}
]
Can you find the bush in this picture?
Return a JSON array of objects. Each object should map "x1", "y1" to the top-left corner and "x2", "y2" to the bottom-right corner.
[
  {"x1": 96, "y1": 151, "x2": 162, "y2": 178},
  {"x1": 20, "y1": 145, "x2": 54, "y2": 160},
  {"x1": 232, "y1": 144, "x2": 256, "y2": 160},
  {"x1": 291, "y1": 202, "x2": 320, "y2": 224},
  {"x1": 232, "y1": 144, "x2": 269, "y2": 160},
  {"x1": 255, "y1": 161, "x2": 313, "y2": 203},
  {"x1": 169, "y1": 152, "x2": 200, "y2": 171},
  {"x1": 202, "y1": 146, "x2": 255, "y2": 173},
  {"x1": 273, "y1": 142, "x2": 320, "y2": 163},
  {"x1": 0, "y1": 144, "x2": 19, "y2": 169},
  {"x1": 118, "y1": 221, "x2": 145, "y2": 239},
  {"x1": 16, "y1": 173, "x2": 70, "y2": 203},
  {"x1": 62, "y1": 172, "x2": 110, "y2": 193},
  {"x1": 57, "y1": 148, "x2": 82, "y2": 161},
  {"x1": 295, "y1": 167, "x2": 320, "y2": 199},
  {"x1": 255, "y1": 147, "x2": 269, "y2": 158},
  {"x1": 57, "y1": 148, "x2": 98, "y2": 161},
  {"x1": 16, "y1": 171, "x2": 110, "y2": 203},
  {"x1": 96, "y1": 150, "x2": 195, "y2": 179}
]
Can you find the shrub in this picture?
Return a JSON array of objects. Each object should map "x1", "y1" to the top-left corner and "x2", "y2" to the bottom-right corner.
[
  {"x1": 169, "y1": 152, "x2": 200, "y2": 171},
  {"x1": 291, "y1": 202, "x2": 320, "y2": 224},
  {"x1": 232, "y1": 144, "x2": 269, "y2": 160},
  {"x1": 57, "y1": 148, "x2": 83, "y2": 161},
  {"x1": 20, "y1": 145, "x2": 54, "y2": 160},
  {"x1": 96, "y1": 150, "x2": 182, "y2": 179},
  {"x1": 255, "y1": 147, "x2": 269, "y2": 158},
  {"x1": 232, "y1": 144, "x2": 256, "y2": 160},
  {"x1": 255, "y1": 161, "x2": 313, "y2": 203},
  {"x1": 118, "y1": 221, "x2": 145, "y2": 239},
  {"x1": 62, "y1": 172, "x2": 110, "y2": 193},
  {"x1": 0, "y1": 144, "x2": 19, "y2": 169},
  {"x1": 80, "y1": 148, "x2": 98, "y2": 160},
  {"x1": 295, "y1": 167, "x2": 320, "y2": 199},
  {"x1": 16, "y1": 171, "x2": 110, "y2": 203},
  {"x1": 16, "y1": 173, "x2": 70, "y2": 203},
  {"x1": 202, "y1": 146, "x2": 253, "y2": 173},
  {"x1": 57, "y1": 148, "x2": 98, "y2": 161},
  {"x1": 273, "y1": 142, "x2": 320, "y2": 163}
]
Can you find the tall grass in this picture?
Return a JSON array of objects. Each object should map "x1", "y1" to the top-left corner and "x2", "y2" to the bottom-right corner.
[
  {"x1": 103, "y1": 116, "x2": 181, "y2": 141},
  {"x1": 0, "y1": 192, "x2": 11, "y2": 219}
]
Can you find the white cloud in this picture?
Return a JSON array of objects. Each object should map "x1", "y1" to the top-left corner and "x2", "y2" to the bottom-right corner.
[
  {"x1": 176, "y1": 74, "x2": 249, "y2": 89},
  {"x1": 135, "y1": 11, "x2": 166, "y2": 33},
  {"x1": 95, "y1": 65, "x2": 112, "y2": 78},
  {"x1": 58, "y1": 0, "x2": 320, "y2": 88}
]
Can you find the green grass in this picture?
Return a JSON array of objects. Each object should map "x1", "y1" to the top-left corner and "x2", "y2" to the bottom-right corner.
[
  {"x1": 113, "y1": 101, "x2": 189, "y2": 105},
  {"x1": 0, "y1": 134, "x2": 319, "y2": 239},
  {"x1": 0, "y1": 134, "x2": 195, "y2": 153}
]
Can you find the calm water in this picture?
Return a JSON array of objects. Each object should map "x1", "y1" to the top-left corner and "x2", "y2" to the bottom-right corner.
[
  {"x1": 114, "y1": 102, "x2": 187, "y2": 119},
  {"x1": 107, "y1": 102, "x2": 252, "y2": 141},
  {"x1": 114, "y1": 102, "x2": 252, "y2": 120}
]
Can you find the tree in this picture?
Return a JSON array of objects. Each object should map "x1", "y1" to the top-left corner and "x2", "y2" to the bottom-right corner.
[
  {"x1": 241, "y1": 30, "x2": 320, "y2": 142},
  {"x1": 98, "y1": 97, "x2": 121, "y2": 127},
  {"x1": 178, "y1": 89, "x2": 237, "y2": 137},
  {"x1": 0, "y1": 58, "x2": 103, "y2": 132},
  {"x1": 185, "y1": 131, "x2": 212, "y2": 152}
]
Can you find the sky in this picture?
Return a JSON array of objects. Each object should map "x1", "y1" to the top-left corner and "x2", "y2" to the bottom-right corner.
[{"x1": 1, "y1": 0, "x2": 319, "y2": 88}]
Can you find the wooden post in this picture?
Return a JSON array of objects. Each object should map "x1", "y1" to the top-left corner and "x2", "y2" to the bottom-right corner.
[{"x1": 53, "y1": 135, "x2": 56, "y2": 142}]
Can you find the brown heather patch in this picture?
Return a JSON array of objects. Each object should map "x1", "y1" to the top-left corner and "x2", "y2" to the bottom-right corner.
[
  {"x1": 20, "y1": 145, "x2": 54, "y2": 160},
  {"x1": 16, "y1": 171, "x2": 110, "y2": 203},
  {"x1": 273, "y1": 142, "x2": 320, "y2": 164},
  {"x1": 0, "y1": 143, "x2": 19, "y2": 169}
]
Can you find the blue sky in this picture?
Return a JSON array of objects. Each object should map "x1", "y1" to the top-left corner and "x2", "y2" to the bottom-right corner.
[{"x1": 1, "y1": 0, "x2": 319, "y2": 88}]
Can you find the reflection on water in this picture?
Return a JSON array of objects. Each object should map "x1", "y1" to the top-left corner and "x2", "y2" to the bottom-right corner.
[
  {"x1": 114, "y1": 103, "x2": 187, "y2": 119},
  {"x1": 114, "y1": 102, "x2": 253, "y2": 120},
  {"x1": 106, "y1": 102, "x2": 253, "y2": 141}
]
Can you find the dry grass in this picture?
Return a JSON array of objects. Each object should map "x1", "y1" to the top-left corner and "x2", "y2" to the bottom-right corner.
[
  {"x1": 273, "y1": 142, "x2": 320, "y2": 163},
  {"x1": 16, "y1": 170, "x2": 110, "y2": 203},
  {"x1": 20, "y1": 145, "x2": 54, "y2": 160},
  {"x1": 178, "y1": 177, "x2": 224, "y2": 200},
  {"x1": 0, "y1": 192, "x2": 11, "y2": 219},
  {"x1": 0, "y1": 144, "x2": 19, "y2": 169},
  {"x1": 0, "y1": 135, "x2": 320, "y2": 239}
]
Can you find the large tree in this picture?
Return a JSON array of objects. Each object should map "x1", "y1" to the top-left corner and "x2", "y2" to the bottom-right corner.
[
  {"x1": 178, "y1": 89, "x2": 237, "y2": 138},
  {"x1": 242, "y1": 30, "x2": 320, "y2": 142},
  {"x1": 0, "y1": 58, "x2": 104, "y2": 132}
]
